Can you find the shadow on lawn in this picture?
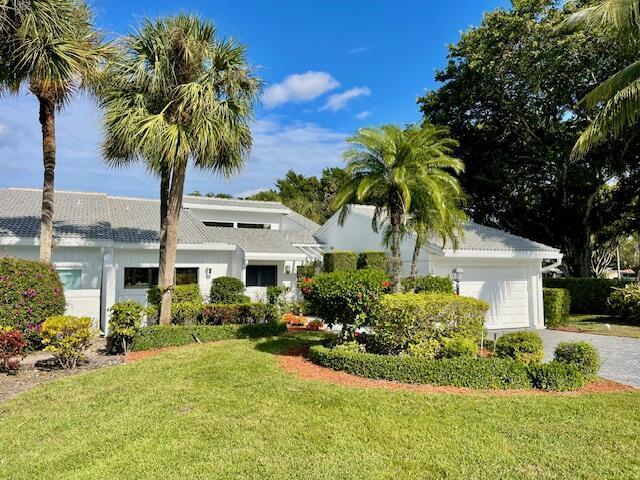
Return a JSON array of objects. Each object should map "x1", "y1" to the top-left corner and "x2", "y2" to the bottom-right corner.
[{"x1": 253, "y1": 332, "x2": 328, "y2": 356}]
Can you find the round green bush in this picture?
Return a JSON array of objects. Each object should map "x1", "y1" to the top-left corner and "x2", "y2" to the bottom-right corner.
[
  {"x1": 0, "y1": 257, "x2": 65, "y2": 330},
  {"x1": 553, "y1": 341, "x2": 600, "y2": 378},
  {"x1": 209, "y1": 277, "x2": 249, "y2": 304},
  {"x1": 495, "y1": 331, "x2": 544, "y2": 364},
  {"x1": 609, "y1": 284, "x2": 640, "y2": 325},
  {"x1": 527, "y1": 361, "x2": 586, "y2": 391}
]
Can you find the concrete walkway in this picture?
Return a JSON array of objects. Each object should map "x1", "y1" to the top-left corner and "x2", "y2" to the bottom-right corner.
[{"x1": 538, "y1": 330, "x2": 640, "y2": 388}]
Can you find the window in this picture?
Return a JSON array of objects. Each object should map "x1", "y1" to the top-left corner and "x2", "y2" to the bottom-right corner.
[
  {"x1": 58, "y1": 269, "x2": 82, "y2": 290},
  {"x1": 237, "y1": 223, "x2": 271, "y2": 229},
  {"x1": 204, "y1": 221, "x2": 233, "y2": 228},
  {"x1": 124, "y1": 267, "x2": 198, "y2": 288},
  {"x1": 246, "y1": 265, "x2": 277, "y2": 287}
]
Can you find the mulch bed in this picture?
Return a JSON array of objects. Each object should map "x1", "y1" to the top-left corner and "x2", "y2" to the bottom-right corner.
[{"x1": 278, "y1": 346, "x2": 637, "y2": 396}]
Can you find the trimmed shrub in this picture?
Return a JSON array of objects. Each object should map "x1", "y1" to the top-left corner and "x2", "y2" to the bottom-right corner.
[
  {"x1": 308, "y1": 345, "x2": 532, "y2": 389},
  {"x1": 441, "y1": 336, "x2": 478, "y2": 358},
  {"x1": 130, "y1": 322, "x2": 286, "y2": 351},
  {"x1": 543, "y1": 288, "x2": 571, "y2": 327},
  {"x1": 0, "y1": 257, "x2": 65, "y2": 330},
  {"x1": 170, "y1": 301, "x2": 203, "y2": 325},
  {"x1": 370, "y1": 293, "x2": 488, "y2": 356},
  {"x1": 0, "y1": 326, "x2": 26, "y2": 372},
  {"x1": 323, "y1": 251, "x2": 357, "y2": 273},
  {"x1": 554, "y1": 341, "x2": 601, "y2": 378},
  {"x1": 41, "y1": 315, "x2": 92, "y2": 369},
  {"x1": 543, "y1": 278, "x2": 631, "y2": 314},
  {"x1": 302, "y1": 269, "x2": 388, "y2": 336},
  {"x1": 609, "y1": 284, "x2": 640, "y2": 325},
  {"x1": 147, "y1": 284, "x2": 204, "y2": 308},
  {"x1": 357, "y1": 251, "x2": 387, "y2": 270},
  {"x1": 108, "y1": 301, "x2": 146, "y2": 354},
  {"x1": 209, "y1": 276, "x2": 249, "y2": 304},
  {"x1": 401, "y1": 275, "x2": 454, "y2": 294},
  {"x1": 527, "y1": 361, "x2": 586, "y2": 391},
  {"x1": 495, "y1": 331, "x2": 544, "y2": 364},
  {"x1": 201, "y1": 303, "x2": 267, "y2": 325},
  {"x1": 296, "y1": 263, "x2": 320, "y2": 280}
]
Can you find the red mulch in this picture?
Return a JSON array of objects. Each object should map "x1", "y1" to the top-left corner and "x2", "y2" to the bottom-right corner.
[{"x1": 278, "y1": 346, "x2": 637, "y2": 396}]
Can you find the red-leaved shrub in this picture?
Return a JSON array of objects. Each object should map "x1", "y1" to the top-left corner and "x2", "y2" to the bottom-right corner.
[{"x1": 0, "y1": 327, "x2": 26, "y2": 373}]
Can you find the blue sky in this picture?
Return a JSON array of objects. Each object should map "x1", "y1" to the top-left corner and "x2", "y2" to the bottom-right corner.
[{"x1": 0, "y1": 0, "x2": 509, "y2": 198}]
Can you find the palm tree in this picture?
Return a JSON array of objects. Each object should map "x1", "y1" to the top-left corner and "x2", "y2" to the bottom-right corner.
[
  {"x1": 99, "y1": 15, "x2": 260, "y2": 325},
  {"x1": 333, "y1": 124, "x2": 464, "y2": 291},
  {"x1": 565, "y1": 0, "x2": 640, "y2": 159},
  {"x1": 0, "y1": 0, "x2": 108, "y2": 262}
]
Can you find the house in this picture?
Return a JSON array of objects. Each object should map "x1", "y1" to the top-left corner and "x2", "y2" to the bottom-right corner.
[
  {"x1": 315, "y1": 205, "x2": 563, "y2": 331},
  {"x1": 0, "y1": 188, "x2": 323, "y2": 333}
]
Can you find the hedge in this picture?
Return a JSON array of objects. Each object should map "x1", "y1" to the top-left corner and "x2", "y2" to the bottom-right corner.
[
  {"x1": 357, "y1": 251, "x2": 387, "y2": 271},
  {"x1": 131, "y1": 322, "x2": 286, "y2": 351},
  {"x1": 209, "y1": 276, "x2": 249, "y2": 304},
  {"x1": 370, "y1": 293, "x2": 489, "y2": 356},
  {"x1": 308, "y1": 345, "x2": 588, "y2": 391},
  {"x1": 542, "y1": 278, "x2": 632, "y2": 314},
  {"x1": 401, "y1": 275, "x2": 454, "y2": 294},
  {"x1": 0, "y1": 257, "x2": 65, "y2": 330},
  {"x1": 201, "y1": 303, "x2": 266, "y2": 325},
  {"x1": 308, "y1": 345, "x2": 531, "y2": 389},
  {"x1": 147, "y1": 284, "x2": 203, "y2": 308},
  {"x1": 543, "y1": 288, "x2": 571, "y2": 327},
  {"x1": 323, "y1": 251, "x2": 357, "y2": 272},
  {"x1": 495, "y1": 331, "x2": 544, "y2": 364}
]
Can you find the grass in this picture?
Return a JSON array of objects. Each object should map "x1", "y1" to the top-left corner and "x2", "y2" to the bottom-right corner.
[
  {"x1": 556, "y1": 315, "x2": 640, "y2": 339},
  {"x1": 1, "y1": 334, "x2": 639, "y2": 479}
]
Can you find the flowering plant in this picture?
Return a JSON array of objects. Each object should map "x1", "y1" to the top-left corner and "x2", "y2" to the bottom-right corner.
[{"x1": 0, "y1": 326, "x2": 26, "y2": 373}]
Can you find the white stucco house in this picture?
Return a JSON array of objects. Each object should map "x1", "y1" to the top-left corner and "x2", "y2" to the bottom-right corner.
[
  {"x1": 1, "y1": 189, "x2": 562, "y2": 333},
  {"x1": 0, "y1": 188, "x2": 324, "y2": 333},
  {"x1": 315, "y1": 205, "x2": 563, "y2": 331}
]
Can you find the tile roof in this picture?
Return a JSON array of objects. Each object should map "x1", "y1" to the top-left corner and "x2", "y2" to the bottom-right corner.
[
  {"x1": 201, "y1": 226, "x2": 319, "y2": 254},
  {"x1": 287, "y1": 210, "x2": 321, "y2": 233},
  {"x1": 347, "y1": 204, "x2": 560, "y2": 253},
  {"x1": 183, "y1": 195, "x2": 288, "y2": 210}
]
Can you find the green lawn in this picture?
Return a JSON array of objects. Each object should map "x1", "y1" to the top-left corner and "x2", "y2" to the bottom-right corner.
[
  {"x1": 558, "y1": 315, "x2": 640, "y2": 339},
  {"x1": 1, "y1": 335, "x2": 639, "y2": 479}
]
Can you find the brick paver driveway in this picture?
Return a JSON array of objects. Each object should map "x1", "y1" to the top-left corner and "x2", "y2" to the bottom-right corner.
[{"x1": 538, "y1": 330, "x2": 640, "y2": 388}]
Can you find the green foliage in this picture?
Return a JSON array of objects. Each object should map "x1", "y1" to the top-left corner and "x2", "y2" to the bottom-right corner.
[
  {"x1": 170, "y1": 302, "x2": 203, "y2": 325},
  {"x1": 495, "y1": 332, "x2": 544, "y2": 365},
  {"x1": 0, "y1": 257, "x2": 65, "y2": 330},
  {"x1": 554, "y1": 341, "x2": 601, "y2": 379},
  {"x1": 419, "y1": 1, "x2": 639, "y2": 276},
  {"x1": 285, "y1": 301, "x2": 308, "y2": 315},
  {"x1": 296, "y1": 264, "x2": 319, "y2": 280},
  {"x1": 209, "y1": 277, "x2": 249, "y2": 304},
  {"x1": 41, "y1": 316, "x2": 92, "y2": 369},
  {"x1": 527, "y1": 361, "x2": 586, "y2": 392},
  {"x1": 108, "y1": 301, "x2": 146, "y2": 354},
  {"x1": 370, "y1": 293, "x2": 488, "y2": 357},
  {"x1": 201, "y1": 303, "x2": 267, "y2": 325},
  {"x1": 609, "y1": 283, "x2": 640, "y2": 325},
  {"x1": 266, "y1": 285, "x2": 289, "y2": 323},
  {"x1": 323, "y1": 251, "x2": 357, "y2": 272},
  {"x1": 357, "y1": 251, "x2": 387, "y2": 270},
  {"x1": 543, "y1": 288, "x2": 571, "y2": 327},
  {"x1": 0, "y1": 326, "x2": 26, "y2": 372},
  {"x1": 131, "y1": 322, "x2": 286, "y2": 351},
  {"x1": 308, "y1": 345, "x2": 532, "y2": 390},
  {"x1": 543, "y1": 278, "x2": 631, "y2": 314},
  {"x1": 302, "y1": 269, "x2": 388, "y2": 338},
  {"x1": 401, "y1": 275, "x2": 454, "y2": 294},
  {"x1": 147, "y1": 284, "x2": 204, "y2": 309},
  {"x1": 441, "y1": 336, "x2": 478, "y2": 359}
]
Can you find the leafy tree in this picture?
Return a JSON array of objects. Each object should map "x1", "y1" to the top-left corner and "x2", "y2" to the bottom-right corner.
[
  {"x1": 246, "y1": 189, "x2": 280, "y2": 202},
  {"x1": 419, "y1": 0, "x2": 640, "y2": 276},
  {"x1": 0, "y1": 0, "x2": 109, "y2": 262},
  {"x1": 99, "y1": 15, "x2": 260, "y2": 324},
  {"x1": 333, "y1": 124, "x2": 464, "y2": 291}
]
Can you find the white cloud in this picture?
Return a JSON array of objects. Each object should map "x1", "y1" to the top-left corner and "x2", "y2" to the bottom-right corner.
[
  {"x1": 0, "y1": 123, "x2": 8, "y2": 136},
  {"x1": 262, "y1": 71, "x2": 340, "y2": 109},
  {"x1": 354, "y1": 110, "x2": 372, "y2": 120},
  {"x1": 349, "y1": 47, "x2": 371, "y2": 54},
  {"x1": 320, "y1": 87, "x2": 371, "y2": 112}
]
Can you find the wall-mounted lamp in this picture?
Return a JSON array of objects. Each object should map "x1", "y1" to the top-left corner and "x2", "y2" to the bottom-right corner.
[
  {"x1": 205, "y1": 267, "x2": 213, "y2": 279},
  {"x1": 285, "y1": 265, "x2": 292, "y2": 274},
  {"x1": 452, "y1": 267, "x2": 464, "y2": 295}
]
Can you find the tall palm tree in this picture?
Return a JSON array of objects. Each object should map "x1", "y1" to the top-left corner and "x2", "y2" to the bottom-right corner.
[
  {"x1": 565, "y1": 0, "x2": 640, "y2": 159},
  {"x1": 333, "y1": 124, "x2": 464, "y2": 291},
  {"x1": 99, "y1": 15, "x2": 260, "y2": 325},
  {"x1": 0, "y1": 0, "x2": 108, "y2": 262}
]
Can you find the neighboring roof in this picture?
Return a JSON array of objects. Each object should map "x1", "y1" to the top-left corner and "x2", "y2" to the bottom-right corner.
[
  {"x1": 337, "y1": 204, "x2": 561, "y2": 254},
  {"x1": 183, "y1": 195, "x2": 288, "y2": 211},
  {"x1": 0, "y1": 188, "x2": 322, "y2": 255},
  {"x1": 287, "y1": 209, "x2": 321, "y2": 233}
]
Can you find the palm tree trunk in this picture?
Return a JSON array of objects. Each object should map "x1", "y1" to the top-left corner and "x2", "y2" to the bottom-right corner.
[
  {"x1": 389, "y1": 194, "x2": 403, "y2": 293},
  {"x1": 159, "y1": 162, "x2": 186, "y2": 325},
  {"x1": 158, "y1": 161, "x2": 171, "y2": 289},
  {"x1": 410, "y1": 231, "x2": 423, "y2": 279},
  {"x1": 38, "y1": 95, "x2": 56, "y2": 263}
]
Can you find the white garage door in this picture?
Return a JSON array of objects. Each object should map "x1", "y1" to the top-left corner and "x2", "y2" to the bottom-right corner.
[{"x1": 457, "y1": 267, "x2": 529, "y2": 329}]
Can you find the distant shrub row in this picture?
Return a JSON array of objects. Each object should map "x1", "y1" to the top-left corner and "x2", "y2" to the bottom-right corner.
[
  {"x1": 543, "y1": 278, "x2": 632, "y2": 314},
  {"x1": 543, "y1": 288, "x2": 571, "y2": 327},
  {"x1": 322, "y1": 250, "x2": 387, "y2": 273}
]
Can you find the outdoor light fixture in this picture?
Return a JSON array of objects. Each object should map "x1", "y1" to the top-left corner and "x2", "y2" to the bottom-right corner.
[{"x1": 452, "y1": 267, "x2": 464, "y2": 295}]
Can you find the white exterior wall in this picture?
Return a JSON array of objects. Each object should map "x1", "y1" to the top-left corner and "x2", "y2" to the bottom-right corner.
[
  {"x1": 0, "y1": 245, "x2": 103, "y2": 328},
  {"x1": 113, "y1": 247, "x2": 233, "y2": 304}
]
